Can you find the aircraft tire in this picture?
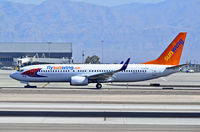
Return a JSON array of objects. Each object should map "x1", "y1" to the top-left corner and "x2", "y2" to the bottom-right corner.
[
  {"x1": 96, "y1": 83, "x2": 102, "y2": 89},
  {"x1": 24, "y1": 85, "x2": 37, "y2": 88}
]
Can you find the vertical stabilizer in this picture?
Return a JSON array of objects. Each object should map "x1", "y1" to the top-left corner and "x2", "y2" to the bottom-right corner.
[{"x1": 142, "y1": 32, "x2": 187, "y2": 65}]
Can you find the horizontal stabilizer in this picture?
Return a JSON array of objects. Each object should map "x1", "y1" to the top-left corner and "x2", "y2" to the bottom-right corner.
[{"x1": 166, "y1": 64, "x2": 187, "y2": 70}]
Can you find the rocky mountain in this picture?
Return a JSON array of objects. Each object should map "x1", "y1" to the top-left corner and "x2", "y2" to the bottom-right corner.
[{"x1": 0, "y1": 0, "x2": 199, "y2": 63}]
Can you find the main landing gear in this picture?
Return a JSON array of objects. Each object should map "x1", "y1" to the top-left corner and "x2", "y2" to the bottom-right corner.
[{"x1": 96, "y1": 83, "x2": 102, "y2": 89}]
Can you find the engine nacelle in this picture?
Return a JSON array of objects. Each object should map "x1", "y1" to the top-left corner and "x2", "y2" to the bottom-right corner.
[{"x1": 70, "y1": 76, "x2": 88, "y2": 86}]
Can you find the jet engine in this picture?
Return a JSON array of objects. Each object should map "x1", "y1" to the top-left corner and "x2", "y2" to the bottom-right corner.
[{"x1": 70, "y1": 76, "x2": 88, "y2": 86}]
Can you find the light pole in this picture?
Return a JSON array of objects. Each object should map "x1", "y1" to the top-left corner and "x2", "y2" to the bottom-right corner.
[
  {"x1": 48, "y1": 42, "x2": 52, "y2": 58},
  {"x1": 101, "y1": 40, "x2": 104, "y2": 64},
  {"x1": 82, "y1": 50, "x2": 85, "y2": 64}
]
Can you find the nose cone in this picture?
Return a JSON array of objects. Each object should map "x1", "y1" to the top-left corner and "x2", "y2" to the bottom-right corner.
[{"x1": 10, "y1": 72, "x2": 19, "y2": 80}]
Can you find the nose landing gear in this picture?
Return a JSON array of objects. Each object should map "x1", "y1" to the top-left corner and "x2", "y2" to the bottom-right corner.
[
  {"x1": 21, "y1": 81, "x2": 37, "y2": 88},
  {"x1": 24, "y1": 84, "x2": 37, "y2": 88},
  {"x1": 96, "y1": 83, "x2": 102, "y2": 89}
]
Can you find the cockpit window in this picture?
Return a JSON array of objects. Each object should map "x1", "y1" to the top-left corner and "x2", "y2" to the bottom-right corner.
[{"x1": 17, "y1": 69, "x2": 24, "y2": 72}]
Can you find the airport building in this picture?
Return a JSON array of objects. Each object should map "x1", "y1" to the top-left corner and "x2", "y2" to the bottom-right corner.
[
  {"x1": 0, "y1": 42, "x2": 72, "y2": 67},
  {"x1": 186, "y1": 63, "x2": 200, "y2": 72}
]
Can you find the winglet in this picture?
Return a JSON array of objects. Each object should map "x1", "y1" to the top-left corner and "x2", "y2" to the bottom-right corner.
[{"x1": 120, "y1": 58, "x2": 130, "y2": 71}]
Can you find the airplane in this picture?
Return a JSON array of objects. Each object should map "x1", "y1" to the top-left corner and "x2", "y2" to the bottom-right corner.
[{"x1": 10, "y1": 32, "x2": 187, "y2": 89}]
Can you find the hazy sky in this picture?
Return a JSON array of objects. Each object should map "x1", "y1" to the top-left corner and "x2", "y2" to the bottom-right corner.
[{"x1": 4, "y1": 0, "x2": 165, "y2": 6}]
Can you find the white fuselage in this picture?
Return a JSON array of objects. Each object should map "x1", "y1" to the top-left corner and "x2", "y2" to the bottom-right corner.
[{"x1": 10, "y1": 64, "x2": 176, "y2": 83}]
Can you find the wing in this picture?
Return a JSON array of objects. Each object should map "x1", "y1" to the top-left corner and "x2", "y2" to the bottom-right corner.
[{"x1": 87, "y1": 58, "x2": 130, "y2": 81}]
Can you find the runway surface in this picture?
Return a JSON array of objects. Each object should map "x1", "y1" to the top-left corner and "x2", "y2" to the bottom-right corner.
[
  {"x1": 1, "y1": 124, "x2": 200, "y2": 132},
  {"x1": 1, "y1": 102, "x2": 200, "y2": 112},
  {"x1": 1, "y1": 111, "x2": 200, "y2": 118},
  {"x1": 1, "y1": 70, "x2": 200, "y2": 131}
]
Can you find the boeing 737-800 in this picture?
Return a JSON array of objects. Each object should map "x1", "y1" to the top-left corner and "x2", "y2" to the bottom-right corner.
[{"x1": 10, "y1": 32, "x2": 187, "y2": 89}]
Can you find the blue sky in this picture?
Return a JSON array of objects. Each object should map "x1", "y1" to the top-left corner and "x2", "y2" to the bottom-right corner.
[{"x1": 4, "y1": 0, "x2": 165, "y2": 6}]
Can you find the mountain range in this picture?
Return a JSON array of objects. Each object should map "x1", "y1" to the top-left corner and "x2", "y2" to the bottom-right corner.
[{"x1": 0, "y1": 0, "x2": 199, "y2": 63}]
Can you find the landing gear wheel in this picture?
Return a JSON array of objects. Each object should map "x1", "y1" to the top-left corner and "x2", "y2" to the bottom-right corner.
[
  {"x1": 24, "y1": 85, "x2": 37, "y2": 88},
  {"x1": 96, "y1": 83, "x2": 102, "y2": 89}
]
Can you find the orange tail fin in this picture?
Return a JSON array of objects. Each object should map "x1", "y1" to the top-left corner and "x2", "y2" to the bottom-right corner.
[{"x1": 142, "y1": 32, "x2": 187, "y2": 65}]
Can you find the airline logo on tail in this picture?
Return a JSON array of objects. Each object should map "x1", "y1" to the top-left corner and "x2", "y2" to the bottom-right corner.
[
  {"x1": 142, "y1": 32, "x2": 187, "y2": 65},
  {"x1": 164, "y1": 39, "x2": 184, "y2": 62}
]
